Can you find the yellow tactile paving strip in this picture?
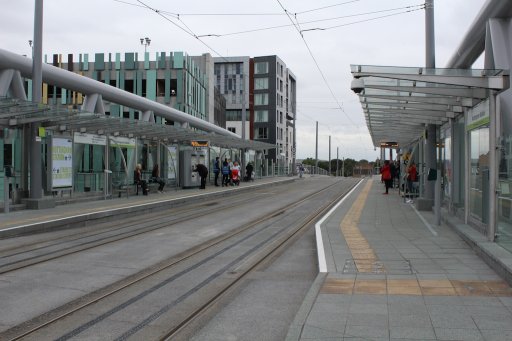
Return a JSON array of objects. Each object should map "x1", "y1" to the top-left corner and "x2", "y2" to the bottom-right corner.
[
  {"x1": 339, "y1": 180, "x2": 380, "y2": 273},
  {"x1": 320, "y1": 278, "x2": 512, "y2": 296},
  {"x1": 328, "y1": 179, "x2": 512, "y2": 297}
]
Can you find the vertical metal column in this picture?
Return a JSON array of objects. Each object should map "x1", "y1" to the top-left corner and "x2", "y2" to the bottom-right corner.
[
  {"x1": 328, "y1": 135, "x2": 331, "y2": 176},
  {"x1": 241, "y1": 87, "x2": 246, "y2": 179},
  {"x1": 30, "y1": 0, "x2": 43, "y2": 199},
  {"x1": 315, "y1": 121, "x2": 318, "y2": 175},
  {"x1": 336, "y1": 147, "x2": 339, "y2": 177},
  {"x1": 488, "y1": 91, "x2": 498, "y2": 241}
]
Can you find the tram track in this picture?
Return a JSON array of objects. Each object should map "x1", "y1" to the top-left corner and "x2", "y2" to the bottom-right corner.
[
  {"x1": 0, "y1": 179, "x2": 360, "y2": 341},
  {"x1": 0, "y1": 191, "x2": 268, "y2": 274}
]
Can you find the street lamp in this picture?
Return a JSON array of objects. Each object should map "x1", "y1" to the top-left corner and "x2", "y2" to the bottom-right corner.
[{"x1": 140, "y1": 37, "x2": 151, "y2": 53}]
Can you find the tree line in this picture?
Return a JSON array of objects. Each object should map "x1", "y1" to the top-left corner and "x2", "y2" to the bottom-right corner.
[{"x1": 300, "y1": 158, "x2": 377, "y2": 177}]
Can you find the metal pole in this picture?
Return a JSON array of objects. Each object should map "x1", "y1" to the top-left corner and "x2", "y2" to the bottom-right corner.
[
  {"x1": 241, "y1": 82, "x2": 246, "y2": 179},
  {"x1": 315, "y1": 121, "x2": 318, "y2": 175},
  {"x1": 425, "y1": 0, "x2": 436, "y2": 68},
  {"x1": 336, "y1": 147, "x2": 339, "y2": 177},
  {"x1": 328, "y1": 135, "x2": 331, "y2": 176},
  {"x1": 30, "y1": 0, "x2": 43, "y2": 199},
  {"x1": 342, "y1": 157, "x2": 345, "y2": 177},
  {"x1": 488, "y1": 91, "x2": 498, "y2": 240}
]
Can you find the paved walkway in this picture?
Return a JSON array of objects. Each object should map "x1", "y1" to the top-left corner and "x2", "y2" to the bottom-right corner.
[{"x1": 287, "y1": 177, "x2": 512, "y2": 341}]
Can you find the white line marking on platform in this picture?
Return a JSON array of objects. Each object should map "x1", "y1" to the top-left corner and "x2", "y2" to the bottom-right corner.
[
  {"x1": 410, "y1": 203, "x2": 438, "y2": 237},
  {"x1": 315, "y1": 179, "x2": 364, "y2": 273}
]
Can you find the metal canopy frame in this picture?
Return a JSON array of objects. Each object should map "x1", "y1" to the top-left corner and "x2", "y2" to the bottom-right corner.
[
  {"x1": 0, "y1": 97, "x2": 275, "y2": 150},
  {"x1": 350, "y1": 65, "x2": 509, "y2": 148}
]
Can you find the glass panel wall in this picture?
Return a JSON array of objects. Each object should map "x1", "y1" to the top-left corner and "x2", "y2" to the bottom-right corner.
[
  {"x1": 469, "y1": 126, "x2": 490, "y2": 223},
  {"x1": 497, "y1": 106, "x2": 512, "y2": 250},
  {"x1": 441, "y1": 125, "x2": 452, "y2": 202}
]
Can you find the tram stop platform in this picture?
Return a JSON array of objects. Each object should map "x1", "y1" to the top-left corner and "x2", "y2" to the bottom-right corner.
[
  {"x1": 0, "y1": 176, "x2": 295, "y2": 237},
  {"x1": 286, "y1": 177, "x2": 512, "y2": 341}
]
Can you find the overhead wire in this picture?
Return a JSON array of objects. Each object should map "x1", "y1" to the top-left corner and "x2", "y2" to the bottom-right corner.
[
  {"x1": 294, "y1": 0, "x2": 361, "y2": 15},
  {"x1": 274, "y1": 0, "x2": 357, "y2": 126}
]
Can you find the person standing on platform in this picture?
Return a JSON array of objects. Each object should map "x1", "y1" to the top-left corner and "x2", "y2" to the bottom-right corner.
[
  {"x1": 380, "y1": 160, "x2": 392, "y2": 194},
  {"x1": 213, "y1": 157, "x2": 220, "y2": 187},
  {"x1": 406, "y1": 161, "x2": 418, "y2": 202},
  {"x1": 245, "y1": 162, "x2": 254, "y2": 181},
  {"x1": 390, "y1": 161, "x2": 397, "y2": 189},
  {"x1": 221, "y1": 158, "x2": 230, "y2": 187},
  {"x1": 195, "y1": 163, "x2": 208, "y2": 189}
]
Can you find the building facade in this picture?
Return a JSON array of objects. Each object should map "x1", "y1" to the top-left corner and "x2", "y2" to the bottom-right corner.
[
  {"x1": 214, "y1": 55, "x2": 297, "y2": 168},
  {"x1": 213, "y1": 57, "x2": 250, "y2": 138},
  {"x1": 42, "y1": 51, "x2": 219, "y2": 126}
]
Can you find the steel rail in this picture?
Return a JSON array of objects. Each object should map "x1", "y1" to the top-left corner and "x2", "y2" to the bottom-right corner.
[
  {"x1": 163, "y1": 180, "x2": 359, "y2": 340},
  {"x1": 2, "y1": 180, "x2": 352, "y2": 341}
]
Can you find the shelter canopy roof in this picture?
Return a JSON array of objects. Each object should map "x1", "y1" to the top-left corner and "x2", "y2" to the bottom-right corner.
[
  {"x1": 0, "y1": 97, "x2": 274, "y2": 150},
  {"x1": 350, "y1": 65, "x2": 508, "y2": 148}
]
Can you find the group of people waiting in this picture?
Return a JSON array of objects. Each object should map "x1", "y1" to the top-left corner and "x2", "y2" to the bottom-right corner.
[
  {"x1": 134, "y1": 163, "x2": 166, "y2": 195},
  {"x1": 380, "y1": 160, "x2": 417, "y2": 198},
  {"x1": 133, "y1": 158, "x2": 255, "y2": 194},
  {"x1": 213, "y1": 157, "x2": 254, "y2": 187}
]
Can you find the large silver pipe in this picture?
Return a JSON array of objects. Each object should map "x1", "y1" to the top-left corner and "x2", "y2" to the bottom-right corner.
[
  {"x1": 0, "y1": 48, "x2": 239, "y2": 138},
  {"x1": 447, "y1": 0, "x2": 512, "y2": 68}
]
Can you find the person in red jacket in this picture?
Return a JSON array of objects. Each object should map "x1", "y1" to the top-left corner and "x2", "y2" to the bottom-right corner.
[{"x1": 380, "y1": 160, "x2": 392, "y2": 194}]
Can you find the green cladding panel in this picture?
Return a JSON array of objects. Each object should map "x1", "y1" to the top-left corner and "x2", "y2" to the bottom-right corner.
[
  {"x1": 177, "y1": 71, "x2": 183, "y2": 105},
  {"x1": 158, "y1": 52, "x2": 166, "y2": 69},
  {"x1": 115, "y1": 53, "x2": 121, "y2": 70},
  {"x1": 173, "y1": 52, "x2": 184, "y2": 69},
  {"x1": 125, "y1": 53, "x2": 135, "y2": 70},
  {"x1": 110, "y1": 104, "x2": 120, "y2": 117},
  {"x1": 136, "y1": 71, "x2": 143, "y2": 96},
  {"x1": 164, "y1": 70, "x2": 171, "y2": 104},
  {"x1": 146, "y1": 70, "x2": 157, "y2": 101},
  {"x1": 83, "y1": 54, "x2": 89, "y2": 71},
  {"x1": 144, "y1": 52, "x2": 150, "y2": 70},
  {"x1": 94, "y1": 53, "x2": 105, "y2": 71}
]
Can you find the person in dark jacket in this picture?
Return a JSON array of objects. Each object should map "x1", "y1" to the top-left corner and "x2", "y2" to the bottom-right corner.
[
  {"x1": 221, "y1": 158, "x2": 230, "y2": 187},
  {"x1": 213, "y1": 157, "x2": 220, "y2": 186},
  {"x1": 245, "y1": 162, "x2": 254, "y2": 181},
  {"x1": 151, "y1": 164, "x2": 166, "y2": 192},
  {"x1": 195, "y1": 163, "x2": 208, "y2": 189}
]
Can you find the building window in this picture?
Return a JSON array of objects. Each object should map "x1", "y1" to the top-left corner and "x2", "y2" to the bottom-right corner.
[
  {"x1": 226, "y1": 110, "x2": 242, "y2": 121},
  {"x1": 255, "y1": 62, "x2": 269, "y2": 74},
  {"x1": 255, "y1": 77, "x2": 268, "y2": 90},
  {"x1": 255, "y1": 127, "x2": 268, "y2": 139},
  {"x1": 255, "y1": 110, "x2": 268, "y2": 122},
  {"x1": 228, "y1": 127, "x2": 236, "y2": 134},
  {"x1": 254, "y1": 93, "x2": 268, "y2": 105}
]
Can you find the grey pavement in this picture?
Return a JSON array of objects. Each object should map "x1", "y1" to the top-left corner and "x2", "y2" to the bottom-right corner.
[{"x1": 287, "y1": 176, "x2": 512, "y2": 341}]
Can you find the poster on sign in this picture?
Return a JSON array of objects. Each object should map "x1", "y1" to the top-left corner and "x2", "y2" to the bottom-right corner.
[
  {"x1": 167, "y1": 146, "x2": 177, "y2": 179},
  {"x1": 52, "y1": 137, "x2": 73, "y2": 188}
]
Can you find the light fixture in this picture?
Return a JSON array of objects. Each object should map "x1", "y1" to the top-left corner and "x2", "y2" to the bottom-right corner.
[{"x1": 140, "y1": 37, "x2": 151, "y2": 53}]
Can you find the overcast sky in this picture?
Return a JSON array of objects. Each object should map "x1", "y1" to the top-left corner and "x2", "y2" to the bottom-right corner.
[{"x1": 1, "y1": 0, "x2": 486, "y2": 161}]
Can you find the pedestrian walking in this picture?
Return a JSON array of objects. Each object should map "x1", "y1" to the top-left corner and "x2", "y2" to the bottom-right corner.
[{"x1": 380, "y1": 160, "x2": 392, "y2": 194}]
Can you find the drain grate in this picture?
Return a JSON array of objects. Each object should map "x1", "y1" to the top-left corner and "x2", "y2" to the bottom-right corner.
[{"x1": 342, "y1": 259, "x2": 413, "y2": 274}]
